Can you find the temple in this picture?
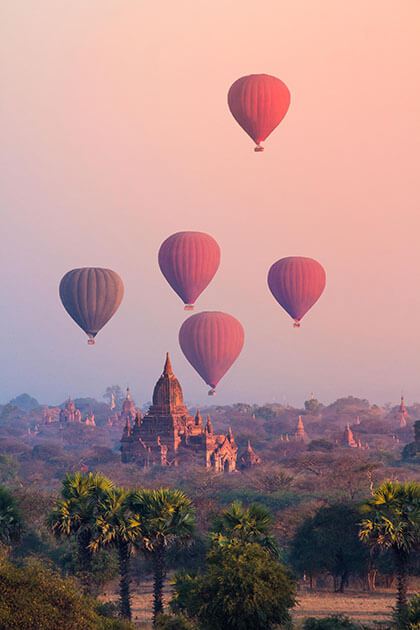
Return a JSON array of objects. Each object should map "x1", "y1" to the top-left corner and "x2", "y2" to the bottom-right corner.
[
  {"x1": 59, "y1": 397, "x2": 81, "y2": 423},
  {"x1": 120, "y1": 353, "x2": 250, "y2": 472},
  {"x1": 238, "y1": 441, "x2": 261, "y2": 469},
  {"x1": 397, "y1": 395, "x2": 409, "y2": 428},
  {"x1": 108, "y1": 388, "x2": 139, "y2": 427},
  {"x1": 341, "y1": 423, "x2": 368, "y2": 449},
  {"x1": 293, "y1": 416, "x2": 308, "y2": 442}
]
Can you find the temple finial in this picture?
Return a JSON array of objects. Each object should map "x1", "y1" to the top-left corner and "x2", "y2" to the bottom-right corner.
[{"x1": 163, "y1": 352, "x2": 173, "y2": 376}]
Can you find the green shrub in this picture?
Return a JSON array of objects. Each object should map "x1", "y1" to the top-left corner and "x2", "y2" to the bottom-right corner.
[
  {"x1": 156, "y1": 612, "x2": 199, "y2": 629},
  {"x1": 407, "y1": 593, "x2": 420, "y2": 629},
  {"x1": 303, "y1": 615, "x2": 361, "y2": 630},
  {"x1": 0, "y1": 559, "x2": 134, "y2": 629},
  {"x1": 170, "y1": 541, "x2": 296, "y2": 630}
]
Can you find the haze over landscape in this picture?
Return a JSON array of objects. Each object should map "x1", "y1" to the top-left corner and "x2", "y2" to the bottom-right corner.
[{"x1": 2, "y1": 0, "x2": 420, "y2": 407}]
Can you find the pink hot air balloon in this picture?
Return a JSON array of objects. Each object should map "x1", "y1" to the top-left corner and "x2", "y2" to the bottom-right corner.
[
  {"x1": 228, "y1": 74, "x2": 291, "y2": 151},
  {"x1": 267, "y1": 257, "x2": 326, "y2": 327},
  {"x1": 158, "y1": 231, "x2": 221, "y2": 310},
  {"x1": 179, "y1": 311, "x2": 244, "y2": 395}
]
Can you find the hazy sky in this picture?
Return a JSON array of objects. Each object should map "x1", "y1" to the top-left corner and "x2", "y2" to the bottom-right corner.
[{"x1": 1, "y1": 1, "x2": 420, "y2": 408}]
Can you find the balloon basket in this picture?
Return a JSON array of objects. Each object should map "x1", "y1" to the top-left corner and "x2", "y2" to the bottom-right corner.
[
  {"x1": 293, "y1": 321, "x2": 301, "y2": 328},
  {"x1": 87, "y1": 336, "x2": 95, "y2": 345},
  {"x1": 254, "y1": 145, "x2": 264, "y2": 152},
  {"x1": 184, "y1": 304, "x2": 194, "y2": 311},
  {"x1": 208, "y1": 389, "x2": 216, "y2": 396}
]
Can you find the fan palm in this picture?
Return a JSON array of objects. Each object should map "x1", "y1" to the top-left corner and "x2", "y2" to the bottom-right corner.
[
  {"x1": 90, "y1": 487, "x2": 138, "y2": 620},
  {"x1": 130, "y1": 488, "x2": 195, "y2": 625},
  {"x1": 47, "y1": 472, "x2": 113, "y2": 591},
  {"x1": 212, "y1": 501, "x2": 279, "y2": 557},
  {"x1": 360, "y1": 480, "x2": 420, "y2": 622},
  {"x1": 0, "y1": 486, "x2": 24, "y2": 550}
]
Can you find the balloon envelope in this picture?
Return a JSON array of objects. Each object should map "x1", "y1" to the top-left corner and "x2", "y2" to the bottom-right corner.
[
  {"x1": 59, "y1": 267, "x2": 124, "y2": 343},
  {"x1": 179, "y1": 311, "x2": 244, "y2": 392},
  {"x1": 158, "y1": 231, "x2": 220, "y2": 309},
  {"x1": 228, "y1": 74, "x2": 290, "y2": 150},
  {"x1": 267, "y1": 257, "x2": 326, "y2": 325}
]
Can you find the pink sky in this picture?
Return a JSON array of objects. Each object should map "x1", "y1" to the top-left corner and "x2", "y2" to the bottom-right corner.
[{"x1": 1, "y1": 1, "x2": 420, "y2": 407}]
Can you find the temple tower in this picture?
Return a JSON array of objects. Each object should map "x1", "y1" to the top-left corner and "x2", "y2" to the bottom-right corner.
[
  {"x1": 342, "y1": 424, "x2": 358, "y2": 448},
  {"x1": 294, "y1": 416, "x2": 307, "y2": 442}
]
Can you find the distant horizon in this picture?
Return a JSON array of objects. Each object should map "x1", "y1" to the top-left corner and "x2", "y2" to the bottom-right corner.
[{"x1": 3, "y1": 382, "x2": 414, "y2": 413}]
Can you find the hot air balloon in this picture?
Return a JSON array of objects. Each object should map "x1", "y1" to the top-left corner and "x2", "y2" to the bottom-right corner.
[
  {"x1": 179, "y1": 311, "x2": 244, "y2": 395},
  {"x1": 267, "y1": 257, "x2": 326, "y2": 327},
  {"x1": 228, "y1": 73, "x2": 291, "y2": 151},
  {"x1": 158, "y1": 231, "x2": 220, "y2": 310},
  {"x1": 59, "y1": 267, "x2": 124, "y2": 344}
]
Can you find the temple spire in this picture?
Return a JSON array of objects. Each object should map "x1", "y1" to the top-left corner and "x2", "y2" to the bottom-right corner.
[
  {"x1": 163, "y1": 352, "x2": 173, "y2": 376},
  {"x1": 294, "y1": 416, "x2": 307, "y2": 441},
  {"x1": 195, "y1": 409, "x2": 203, "y2": 425}
]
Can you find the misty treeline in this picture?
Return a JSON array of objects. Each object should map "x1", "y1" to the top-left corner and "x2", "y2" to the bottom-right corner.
[{"x1": 1, "y1": 393, "x2": 420, "y2": 493}]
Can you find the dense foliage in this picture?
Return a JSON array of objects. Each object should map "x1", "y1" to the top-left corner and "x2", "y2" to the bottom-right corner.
[
  {"x1": 0, "y1": 560, "x2": 134, "y2": 630},
  {"x1": 170, "y1": 541, "x2": 296, "y2": 630},
  {"x1": 290, "y1": 503, "x2": 369, "y2": 591},
  {"x1": 360, "y1": 481, "x2": 420, "y2": 623}
]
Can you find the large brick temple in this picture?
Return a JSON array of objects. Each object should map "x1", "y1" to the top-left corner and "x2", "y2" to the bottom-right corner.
[{"x1": 120, "y1": 353, "x2": 242, "y2": 471}]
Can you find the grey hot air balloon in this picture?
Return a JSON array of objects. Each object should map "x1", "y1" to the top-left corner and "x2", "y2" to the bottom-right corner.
[{"x1": 59, "y1": 268, "x2": 124, "y2": 344}]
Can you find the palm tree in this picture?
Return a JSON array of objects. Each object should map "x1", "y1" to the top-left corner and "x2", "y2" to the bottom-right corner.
[
  {"x1": 90, "y1": 487, "x2": 138, "y2": 620},
  {"x1": 130, "y1": 488, "x2": 195, "y2": 625},
  {"x1": 0, "y1": 486, "x2": 24, "y2": 550},
  {"x1": 47, "y1": 472, "x2": 113, "y2": 591},
  {"x1": 212, "y1": 501, "x2": 279, "y2": 557},
  {"x1": 360, "y1": 480, "x2": 420, "y2": 623}
]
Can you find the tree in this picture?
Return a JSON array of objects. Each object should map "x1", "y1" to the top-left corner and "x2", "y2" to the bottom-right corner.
[
  {"x1": 90, "y1": 487, "x2": 138, "y2": 620},
  {"x1": 156, "y1": 613, "x2": 198, "y2": 629},
  {"x1": 9, "y1": 393, "x2": 40, "y2": 412},
  {"x1": 0, "y1": 486, "x2": 24, "y2": 549},
  {"x1": 103, "y1": 386, "x2": 126, "y2": 411},
  {"x1": 290, "y1": 503, "x2": 369, "y2": 592},
  {"x1": 360, "y1": 481, "x2": 420, "y2": 624},
  {"x1": 402, "y1": 442, "x2": 417, "y2": 461},
  {"x1": 303, "y1": 615, "x2": 359, "y2": 630},
  {"x1": 415, "y1": 421, "x2": 420, "y2": 448},
  {"x1": 130, "y1": 488, "x2": 195, "y2": 625},
  {"x1": 170, "y1": 541, "x2": 296, "y2": 630},
  {"x1": 48, "y1": 472, "x2": 114, "y2": 591},
  {"x1": 304, "y1": 398, "x2": 323, "y2": 414},
  {"x1": 307, "y1": 439, "x2": 334, "y2": 452},
  {"x1": 212, "y1": 501, "x2": 279, "y2": 557},
  {"x1": 0, "y1": 559, "x2": 134, "y2": 629},
  {"x1": 406, "y1": 593, "x2": 420, "y2": 629},
  {"x1": 249, "y1": 466, "x2": 294, "y2": 493},
  {"x1": 254, "y1": 406, "x2": 278, "y2": 421}
]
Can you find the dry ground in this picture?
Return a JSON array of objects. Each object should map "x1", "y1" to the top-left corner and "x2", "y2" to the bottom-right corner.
[
  {"x1": 102, "y1": 582, "x2": 418, "y2": 628},
  {"x1": 292, "y1": 588, "x2": 400, "y2": 625}
]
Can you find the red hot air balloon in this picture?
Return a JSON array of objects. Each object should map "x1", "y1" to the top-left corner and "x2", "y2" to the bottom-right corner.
[
  {"x1": 158, "y1": 231, "x2": 220, "y2": 310},
  {"x1": 179, "y1": 311, "x2": 244, "y2": 395},
  {"x1": 59, "y1": 267, "x2": 124, "y2": 344},
  {"x1": 228, "y1": 74, "x2": 291, "y2": 151},
  {"x1": 267, "y1": 257, "x2": 326, "y2": 327}
]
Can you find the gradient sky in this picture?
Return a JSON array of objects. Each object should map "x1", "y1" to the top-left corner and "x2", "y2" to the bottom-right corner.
[{"x1": 1, "y1": 1, "x2": 420, "y2": 408}]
